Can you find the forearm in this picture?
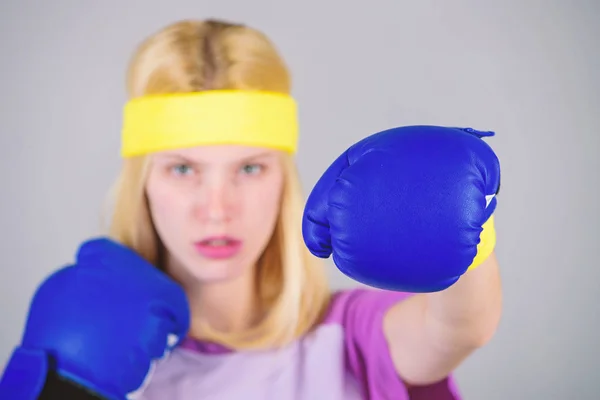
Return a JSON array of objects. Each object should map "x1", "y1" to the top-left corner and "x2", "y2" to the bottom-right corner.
[
  {"x1": 384, "y1": 252, "x2": 502, "y2": 385},
  {"x1": 424, "y1": 251, "x2": 503, "y2": 349}
]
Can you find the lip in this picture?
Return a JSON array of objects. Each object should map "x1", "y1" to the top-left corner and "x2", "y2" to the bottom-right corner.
[{"x1": 193, "y1": 236, "x2": 242, "y2": 259}]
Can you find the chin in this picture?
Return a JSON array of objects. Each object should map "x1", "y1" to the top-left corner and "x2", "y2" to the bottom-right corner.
[{"x1": 185, "y1": 256, "x2": 252, "y2": 284}]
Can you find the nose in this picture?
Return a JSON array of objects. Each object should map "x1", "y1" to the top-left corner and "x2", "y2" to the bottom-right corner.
[{"x1": 197, "y1": 178, "x2": 235, "y2": 224}]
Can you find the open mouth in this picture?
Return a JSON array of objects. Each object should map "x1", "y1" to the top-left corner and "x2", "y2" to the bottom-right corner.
[{"x1": 194, "y1": 236, "x2": 242, "y2": 259}]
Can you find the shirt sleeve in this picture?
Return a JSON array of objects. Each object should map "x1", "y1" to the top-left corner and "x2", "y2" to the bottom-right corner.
[{"x1": 324, "y1": 288, "x2": 462, "y2": 400}]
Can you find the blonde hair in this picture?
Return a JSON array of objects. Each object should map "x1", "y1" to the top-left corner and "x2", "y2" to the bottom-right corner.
[{"x1": 107, "y1": 19, "x2": 331, "y2": 349}]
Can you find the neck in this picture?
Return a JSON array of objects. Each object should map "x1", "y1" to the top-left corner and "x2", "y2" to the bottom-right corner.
[
  {"x1": 189, "y1": 275, "x2": 260, "y2": 337},
  {"x1": 165, "y1": 259, "x2": 260, "y2": 341}
]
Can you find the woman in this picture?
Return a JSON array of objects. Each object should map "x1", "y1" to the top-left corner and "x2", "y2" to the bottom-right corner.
[{"x1": 0, "y1": 19, "x2": 502, "y2": 400}]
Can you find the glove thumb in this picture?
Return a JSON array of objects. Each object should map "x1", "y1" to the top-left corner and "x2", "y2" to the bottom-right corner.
[
  {"x1": 0, "y1": 348, "x2": 48, "y2": 400},
  {"x1": 302, "y1": 151, "x2": 350, "y2": 258}
]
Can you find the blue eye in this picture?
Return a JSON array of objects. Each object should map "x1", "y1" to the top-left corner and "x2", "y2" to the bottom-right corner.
[
  {"x1": 241, "y1": 164, "x2": 262, "y2": 175},
  {"x1": 171, "y1": 164, "x2": 194, "y2": 176}
]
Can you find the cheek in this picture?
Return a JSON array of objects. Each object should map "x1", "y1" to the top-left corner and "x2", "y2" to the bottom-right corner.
[
  {"x1": 145, "y1": 177, "x2": 188, "y2": 232},
  {"x1": 243, "y1": 177, "x2": 283, "y2": 234}
]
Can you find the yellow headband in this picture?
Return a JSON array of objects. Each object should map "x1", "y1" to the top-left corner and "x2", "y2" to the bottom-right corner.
[{"x1": 121, "y1": 90, "x2": 299, "y2": 157}]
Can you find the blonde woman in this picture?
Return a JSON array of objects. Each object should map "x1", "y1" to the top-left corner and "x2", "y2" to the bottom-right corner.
[{"x1": 0, "y1": 19, "x2": 502, "y2": 400}]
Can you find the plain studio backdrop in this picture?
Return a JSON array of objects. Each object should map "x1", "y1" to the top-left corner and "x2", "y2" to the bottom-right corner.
[{"x1": 1, "y1": 1, "x2": 598, "y2": 399}]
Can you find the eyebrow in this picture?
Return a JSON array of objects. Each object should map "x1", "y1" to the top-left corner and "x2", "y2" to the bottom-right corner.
[
  {"x1": 240, "y1": 151, "x2": 277, "y2": 162},
  {"x1": 154, "y1": 150, "x2": 277, "y2": 165},
  {"x1": 153, "y1": 153, "x2": 195, "y2": 164}
]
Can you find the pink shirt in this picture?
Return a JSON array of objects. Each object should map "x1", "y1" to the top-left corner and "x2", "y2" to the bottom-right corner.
[{"x1": 138, "y1": 288, "x2": 461, "y2": 399}]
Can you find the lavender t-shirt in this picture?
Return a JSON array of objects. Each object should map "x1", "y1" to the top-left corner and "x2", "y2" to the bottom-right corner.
[{"x1": 137, "y1": 288, "x2": 461, "y2": 399}]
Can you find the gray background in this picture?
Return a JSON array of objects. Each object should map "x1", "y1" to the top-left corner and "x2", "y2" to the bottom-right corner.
[{"x1": 1, "y1": 1, "x2": 599, "y2": 399}]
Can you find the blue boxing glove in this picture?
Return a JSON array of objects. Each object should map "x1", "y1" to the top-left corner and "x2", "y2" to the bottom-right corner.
[
  {"x1": 302, "y1": 125, "x2": 501, "y2": 293},
  {"x1": 0, "y1": 238, "x2": 190, "y2": 400}
]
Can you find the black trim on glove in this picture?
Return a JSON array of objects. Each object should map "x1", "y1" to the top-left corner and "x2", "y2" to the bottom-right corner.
[{"x1": 38, "y1": 370, "x2": 106, "y2": 400}]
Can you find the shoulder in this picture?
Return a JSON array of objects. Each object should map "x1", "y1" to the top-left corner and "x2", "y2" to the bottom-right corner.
[
  {"x1": 323, "y1": 286, "x2": 412, "y2": 327},
  {"x1": 321, "y1": 287, "x2": 413, "y2": 356},
  {"x1": 318, "y1": 287, "x2": 462, "y2": 400},
  {"x1": 317, "y1": 287, "x2": 413, "y2": 397}
]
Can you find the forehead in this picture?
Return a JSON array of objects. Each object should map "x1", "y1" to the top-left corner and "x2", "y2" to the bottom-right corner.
[{"x1": 151, "y1": 145, "x2": 281, "y2": 164}]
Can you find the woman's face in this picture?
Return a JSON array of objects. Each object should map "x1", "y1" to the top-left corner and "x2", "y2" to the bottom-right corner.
[{"x1": 145, "y1": 145, "x2": 285, "y2": 285}]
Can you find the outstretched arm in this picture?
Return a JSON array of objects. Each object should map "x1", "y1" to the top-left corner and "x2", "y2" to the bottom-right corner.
[{"x1": 383, "y1": 252, "x2": 503, "y2": 386}]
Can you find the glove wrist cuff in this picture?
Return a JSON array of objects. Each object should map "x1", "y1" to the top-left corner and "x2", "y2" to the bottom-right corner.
[{"x1": 467, "y1": 215, "x2": 496, "y2": 271}]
